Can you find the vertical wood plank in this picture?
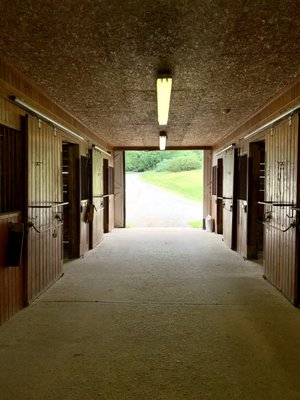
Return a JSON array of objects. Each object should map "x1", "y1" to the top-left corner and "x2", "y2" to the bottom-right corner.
[
  {"x1": 26, "y1": 117, "x2": 63, "y2": 303},
  {"x1": 263, "y1": 114, "x2": 298, "y2": 303}
]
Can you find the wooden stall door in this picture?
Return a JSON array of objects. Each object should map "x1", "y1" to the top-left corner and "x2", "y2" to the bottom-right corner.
[
  {"x1": 264, "y1": 114, "x2": 299, "y2": 304},
  {"x1": 0, "y1": 124, "x2": 25, "y2": 324},
  {"x1": 114, "y1": 151, "x2": 125, "y2": 228},
  {"x1": 90, "y1": 148, "x2": 104, "y2": 248},
  {"x1": 26, "y1": 116, "x2": 63, "y2": 303},
  {"x1": 222, "y1": 149, "x2": 235, "y2": 249}
]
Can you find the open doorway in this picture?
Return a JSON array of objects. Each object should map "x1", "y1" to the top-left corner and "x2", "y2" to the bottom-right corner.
[
  {"x1": 125, "y1": 150, "x2": 203, "y2": 228},
  {"x1": 235, "y1": 153, "x2": 248, "y2": 257},
  {"x1": 248, "y1": 141, "x2": 265, "y2": 260},
  {"x1": 62, "y1": 142, "x2": 80, "y2": 261},
  {"x1": 216, "y1": 158, "x2": 223, "y2": 234}
]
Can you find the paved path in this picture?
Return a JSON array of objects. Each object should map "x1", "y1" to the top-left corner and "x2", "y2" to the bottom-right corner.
[{"x1": 126, "y1": 173, "x2": 202, "y2": 227}]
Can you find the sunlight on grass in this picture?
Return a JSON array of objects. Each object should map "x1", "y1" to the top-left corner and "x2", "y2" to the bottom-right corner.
[
  {"x1": 188, "y1": 220, "x2": 203, "y2": 228},
  {"x1": 140, "y1": 170, "x2": 203, "y2": 202}
]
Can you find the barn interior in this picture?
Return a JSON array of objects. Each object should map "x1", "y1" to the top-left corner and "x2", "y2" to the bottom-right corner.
[{"x1": 0, "y1": 1, "x2": 300, "y2": 398}]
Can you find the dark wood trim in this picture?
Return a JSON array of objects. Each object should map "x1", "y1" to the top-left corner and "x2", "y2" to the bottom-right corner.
[
  {"x1": 21, "y1": 115, "x2": 29, "y2": 306},
  {"x1": 296, "y1": 113, "x2": 300, "y2": 306}
]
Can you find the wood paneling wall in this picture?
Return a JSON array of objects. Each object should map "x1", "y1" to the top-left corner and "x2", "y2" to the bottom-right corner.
[
  {"x1": 27, "y1": 116, "x2": 63, "y2": 303},
  {"x1": 0, "y1": 212, "x2": 24, "y2": 325},
  {"x1": 212, "y1": 73, "x2": 300, "y2": 304},
  {"x1": 0, "y1": 63, "x2": 115, "y2": 323},
  {"x1": 264, "y1": 114, "x2": 299, "y2": 303},
  {"x1": 216, "y1": 75, "x2": 300, "y2": 149}
]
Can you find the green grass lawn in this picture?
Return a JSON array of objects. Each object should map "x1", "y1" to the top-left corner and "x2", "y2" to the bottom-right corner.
[
  {"x1": 188, "y1": 220, "x2": 203, "y2": 228},
  {"x1": 140, "y1": 169, "x2": 203, "y2": 202}
]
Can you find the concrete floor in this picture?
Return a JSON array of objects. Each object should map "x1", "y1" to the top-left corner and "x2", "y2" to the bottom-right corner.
[{"x1": 1, "y1": 229, "x2": 300, "y2": 400}]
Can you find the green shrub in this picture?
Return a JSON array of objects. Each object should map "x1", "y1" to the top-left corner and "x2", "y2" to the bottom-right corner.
[
  {"x1": 155, "y1": 159, "x2": 170, "y2": 172},
  {"x1": 126, "y1": 150, "x2": 203, "y2": 172},
  {"x1": 167, "y1": 155, "x2": 201, "y2": 172}
]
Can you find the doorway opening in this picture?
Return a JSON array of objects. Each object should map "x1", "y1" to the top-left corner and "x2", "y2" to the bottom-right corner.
[
  {"x1": 215, "y1": 158, "x2": 223, "y2": 234},
  {"x1": 125, "y1": 150, "x2": 203, "y2": 228},
  {"x1": 62, "y1": 142, "x2": 80, "y2": 261},
  {"x1": 235, "y1": 152, "x2": 248, "y2": 257},
  {"x1": 248, "y1": 141, "x2": 265, "y2": 260}
]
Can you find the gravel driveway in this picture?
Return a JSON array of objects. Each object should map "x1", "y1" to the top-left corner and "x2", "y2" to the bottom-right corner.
[{"x1": 126, "y1": 173, "x2": 202, "y2": 227}]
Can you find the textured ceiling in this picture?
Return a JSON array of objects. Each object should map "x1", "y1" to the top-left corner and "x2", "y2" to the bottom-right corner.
[{"x1": 0, "y1": 0, "x2": 300, "y2": 148}]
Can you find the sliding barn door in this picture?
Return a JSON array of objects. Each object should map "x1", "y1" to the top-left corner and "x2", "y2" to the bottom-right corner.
[
  {"x1": 26, "y1": 116, "x2": 63, "y2": 303},
  {"x1": 114, "y1": 151, "x2": 125, "y2": 228},
  {"x1": 222, "y1": 148, "x2": 236, "y2": 249},
  {"x1": 91, "y1": 147, "x2": 104, "y2": 248},
  {"x1": 264, "y1": 114, "x2": 299, "y2": 304}
]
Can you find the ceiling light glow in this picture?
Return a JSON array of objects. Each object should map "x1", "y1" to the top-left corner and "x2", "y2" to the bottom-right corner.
[
  {"x1": 159, "y1": 132, "x2": 167, "y2": 151},
  {"x1": 157, "y1": 77, "x2": 172, "y2": 125}
]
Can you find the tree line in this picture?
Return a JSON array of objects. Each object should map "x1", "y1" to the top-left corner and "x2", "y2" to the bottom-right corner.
[{"x1": 125, "y1": 150, "x2": 203, "y2": 172}]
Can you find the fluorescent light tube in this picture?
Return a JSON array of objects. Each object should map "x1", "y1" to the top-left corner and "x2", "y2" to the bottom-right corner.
[
  {"x1": 215, "y1": 144, "x2": 235, "y2": 156},
  {"x1": 93, "y1": 145, "x2": 111, "y2": 157},
  {"x1": 10, "y1": 96, "x2": 84, "y2": 141},
  {"x1": 159, "y1": 132, "x2": 167, "y2": 150},
  {"x1": 157, "y1": 77, "x2": 172, "y2": 125}
]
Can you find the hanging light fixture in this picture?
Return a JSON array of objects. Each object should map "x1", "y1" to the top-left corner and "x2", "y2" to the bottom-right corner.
[
  {"x1": 159, "y1": 131, "x2": 167, "y2": 151},
  {"x1": 92, "y1": 144, "x2": 111, "y2": 157},
  {"x1": 156, "y1": 74, "x2": 172, "y2": 125},
  {"x1": 9, "y1": 95, "x2": 84, "y2": 141}
]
